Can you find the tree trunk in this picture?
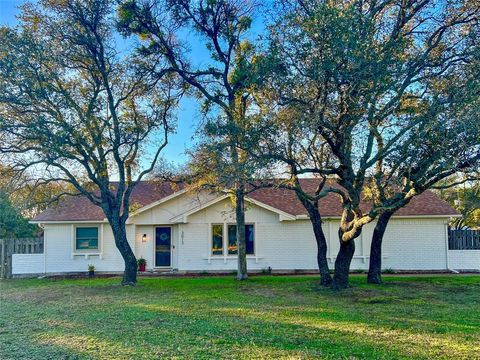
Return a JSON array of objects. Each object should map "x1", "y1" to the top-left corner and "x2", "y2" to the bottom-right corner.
[
  {"x1": 302, "y1": 201, "x2": 331, "y2": 286},
  {"x1": 367, "y1": 211, "x2": 394, "y2": 284},
  {"x1": 235, "y1": 188, "x2": 248, "y2": 280},
  {"x1": 107, "y1": 214, "x2": 137, "y2": 285},
  {"x1": 332, "y1": 238, "x2": 355, "y2": 289}
]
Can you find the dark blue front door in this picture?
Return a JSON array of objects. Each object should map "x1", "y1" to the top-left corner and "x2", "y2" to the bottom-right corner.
[{"x1": 155, "y1": 227, "x2": 171, "y2": 267}]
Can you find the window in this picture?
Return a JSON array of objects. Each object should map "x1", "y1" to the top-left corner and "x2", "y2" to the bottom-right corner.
[
  {"x1": 245, "y1": 225, "x2": 254, "y2": 255},
  {"x1": 211, "y1": 224, "x2": 223, "y2": 256},
  {"x1": 227, "y1": 224, "x2": 255, "y2": 255},
  {"x1": 227, "y1": 225, "x2": 237, "y2": 255},
  {"x1": 211, "y1": 224, "x2": 255, "y2": 256},
  {"x1": 75, "y1": 227, "x2": 99, "y2": 251}
]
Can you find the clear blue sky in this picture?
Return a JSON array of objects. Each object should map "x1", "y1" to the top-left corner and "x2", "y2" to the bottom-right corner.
[{"x1": 0, "y1": 0, "x2": 265, "y2": 168}]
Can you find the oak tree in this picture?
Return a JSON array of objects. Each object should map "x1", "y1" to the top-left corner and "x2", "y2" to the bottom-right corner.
[
  {"x1": 267, "y1": 0, "x2": 479, "y2": 288},
  {"x1": 0, "y1": 0, "x2": 179, "y2": 285},
  {"x1": 119, "y1": 0, "x2": 266, "y2": 280}
]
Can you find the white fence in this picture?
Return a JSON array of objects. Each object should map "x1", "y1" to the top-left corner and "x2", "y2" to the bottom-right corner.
[
  {"x1": 12, "y1": 254, "x2": 45, "y2": 275},
  {"x1": 449, "y1": 250, "x2": 480, "y2": 271},
  {"x1": 1, "y1": 237, "x2": 44, "y2": 278}
]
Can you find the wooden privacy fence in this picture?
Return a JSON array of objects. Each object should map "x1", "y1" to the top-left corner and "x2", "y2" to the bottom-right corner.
[
  {"x1": 0, "y1": 237, "x2": 44, "y2": 279},
  {"x1": 448, "y1": 229, "x2": 480, "y2": 250}
]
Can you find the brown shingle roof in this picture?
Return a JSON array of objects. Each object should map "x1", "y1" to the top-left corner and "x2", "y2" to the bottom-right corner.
[
  {"x1": 33, "y1": 181, "x2": 184, "y2": 222},
  {"x1": 32, "y1": 179, "x2": 457, "y2": 222},
  {"x1": 249, "y1": 179, "x2": 457, "y2": 217}
]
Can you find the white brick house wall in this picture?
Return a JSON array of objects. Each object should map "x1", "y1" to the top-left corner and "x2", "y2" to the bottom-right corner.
[
  {"x1": 380, "y1": 218, "x2": 449, "y2": 270},
  {"x1": 14, "y1": 191, "x2": 472, "y2": 275},
  {"x1": 41, "y1": 223, "x2": 135, "y2": 274}
]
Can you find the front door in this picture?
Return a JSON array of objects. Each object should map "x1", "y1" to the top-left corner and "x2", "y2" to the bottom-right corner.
[{"x1": 155, "y1": 227, "x2": 171, "y2": 267}]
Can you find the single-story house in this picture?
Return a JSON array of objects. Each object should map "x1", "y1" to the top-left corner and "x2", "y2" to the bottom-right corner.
[{"x1": 12, "y1": 180, "x2": 480, "y2": 276}]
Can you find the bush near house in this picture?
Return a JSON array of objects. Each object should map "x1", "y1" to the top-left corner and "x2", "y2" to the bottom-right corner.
[{"x1": 0, "y1": 275, "x2": 479, "y2": 359}]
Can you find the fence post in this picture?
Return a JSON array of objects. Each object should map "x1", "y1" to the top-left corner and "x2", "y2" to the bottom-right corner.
[
  {"x1": 0, "y1": 239, "x2": 4, "y2": 279},
  {"x1": 6, "y1": 239, "x2": 12, "y2": 279}
]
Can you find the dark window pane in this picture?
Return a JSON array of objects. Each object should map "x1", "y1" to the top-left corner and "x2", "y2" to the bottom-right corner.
[
  {"x1": 212, "y1": 225, "x2": 223, "y2": 255},
  {"x1": 228, "y1": 225, "x2": 237, "y2": 255},
  {"x1": 228, "y1": 224, "x2": 254, "y2": 255},
  {"x1": 76, "y1": 227, "x2": 98, "y2": 239},
  {"x1": 246, "y1": 225, "x2": 254, "y2": 255},
  {"x1": 75, "y1": 227, "x2": 99, "y2": 250}
]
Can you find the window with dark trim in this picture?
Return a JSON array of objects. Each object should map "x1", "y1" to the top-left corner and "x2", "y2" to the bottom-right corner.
[
  {"x1": 75, "y1": 227, "x2": 99, "y2": 250},
  {"x1": 227, "y1": 225, "x2": 237, "y2": 255},
  {"x1": 211, "y1": 224, "x2": 223, "y2": 255},
  {"x1": 227, "y1": 224, "x2": 254, "y2": 255}
]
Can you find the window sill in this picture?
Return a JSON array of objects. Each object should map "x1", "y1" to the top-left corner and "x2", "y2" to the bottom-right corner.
[
  {"x1": 327, "y1": 255, "x2": 389, "y2": 263},
  {"x1": 71, "y1": 252, "x2": 103, "y2": 260},
  {"x1": 204, "y1": 255, "x2": 263, "y2": 264},
  {"x1": 209, "y1": 255, "x2": 257, "y2": 258}
]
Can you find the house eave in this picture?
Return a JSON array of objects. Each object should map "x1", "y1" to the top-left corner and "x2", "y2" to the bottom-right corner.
[
  {"x1": 245, "y1": 197, "x2": 296, "y2": 221},
  {"x1": 30, "y1": 220, "x2": 109, "y2": 225},
  {"x1": 294, "y1": 214, "x2": 460, "y2": 220}
]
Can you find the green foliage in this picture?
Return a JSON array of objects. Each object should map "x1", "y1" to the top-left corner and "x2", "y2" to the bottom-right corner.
[
  {"x1": 0, "y1": 0, "x2": 181, "y2": 284},
  {"x1": 382, "y1": 268, "x2": 396, "y2": 275},
  {"x1": 137, "y1": 257, "x2": 147, "y2": 266},
  {"x1": 0, "y1": 0, "x2": 178, "y2": 211},
  {"x1": 438, "y1": 180, "x2": 480, "y2": 229},
  {"x1": 0, "y1": 191, "x2": 36, "y2": 238},
  {"x1": 118, "y1": 0, "x2": 276, "y2": 280},
  {"x1": 261, "y1": 267, "x2": 272, "y2": 275},
  {"x1": 1, "y1": 275, "x2": 480, "y2": 359},
  {"x1": 118, "y1": 0, "x2": 275, "y2": 190},
  {"x1": 261, "y1": 0, "x2": 480, "y2": 245}
]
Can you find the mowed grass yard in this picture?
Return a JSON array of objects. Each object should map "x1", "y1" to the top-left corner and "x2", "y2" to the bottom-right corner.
[{"x1": 0, "y1": 275, "x2": 479, "y2": 360}]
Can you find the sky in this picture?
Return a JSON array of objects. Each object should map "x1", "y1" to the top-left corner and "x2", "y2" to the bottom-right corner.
[{"x1": 0, "y1": 0, "x2": 265, "y2": 168}]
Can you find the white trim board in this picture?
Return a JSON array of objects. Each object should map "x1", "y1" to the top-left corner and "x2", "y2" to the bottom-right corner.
[
  {"x1": 127, "y1": 188, "x2": 188, "y2": 221},
  {"x1": 170, "y1": 194, "x2": 230, "y2": 223},
  {"x1": 294, "y1": 214, "x2": 459, "y2": 220},
  {"x1": 170, "y1": 194, "x2": 296, "y2": 223},
  {"x1": 30, "y1": 220, "x2": 109, "y2": 224}
]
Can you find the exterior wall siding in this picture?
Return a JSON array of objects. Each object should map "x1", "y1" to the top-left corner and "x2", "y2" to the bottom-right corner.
[
  {"x1": 168, "y1": 199, "x2": 451, "y2": 272},
  {"x1": 381, "y1": 219, "x2": 448, "y2": 270},
  {"x1": 41, "y1": 223, "x2": 135, "y2": 274},
  {"x1": 130, "y1": 191, "x2": 217, "y2": 225}
]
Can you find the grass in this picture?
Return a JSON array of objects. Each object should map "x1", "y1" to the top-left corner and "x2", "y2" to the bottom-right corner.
[{"x1": 0, "y1": 275, "x2": 479, "y2": 359}]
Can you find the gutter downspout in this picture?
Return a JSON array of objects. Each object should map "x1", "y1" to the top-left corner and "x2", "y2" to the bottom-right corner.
[
  {"x1": 444, "y1": 221, "x2": 454, "y2": 273},
  {"x1": 40, "y1": 224, "x2": 47, "y2": 275}
]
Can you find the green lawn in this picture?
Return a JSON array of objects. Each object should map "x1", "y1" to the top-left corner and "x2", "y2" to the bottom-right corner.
[{"x1": 0, "y1": 275, "x2": 479, "y2": 359}]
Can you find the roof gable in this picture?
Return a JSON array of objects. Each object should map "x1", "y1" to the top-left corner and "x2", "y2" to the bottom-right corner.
[{"x1": 169, "y1": 194, "x2": 296, "y2": 223}]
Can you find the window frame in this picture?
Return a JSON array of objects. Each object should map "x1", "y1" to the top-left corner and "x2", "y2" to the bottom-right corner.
[
  {"x1": 210, "y1": 223, "x2": 224, "y2": 256},
  {"x1": 72, "y1": 224, "x2": 102, "y2": 255},
  {"x1": 210, "y1": 223, "x2": 255, "y2": 257}
]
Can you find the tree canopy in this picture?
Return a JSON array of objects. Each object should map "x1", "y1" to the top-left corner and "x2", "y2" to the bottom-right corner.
[
  {"x1": 259, "y1": 0, "x2": 480, "y2": 287},
  {"x1": 118, "y1": 0, "x2": 273, "y2": 280},
  {"x1": 0, "y1": 0, "x2": 180, "y2": 284}
]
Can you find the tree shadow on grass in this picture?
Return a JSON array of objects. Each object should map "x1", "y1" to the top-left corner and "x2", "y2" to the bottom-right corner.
[
  {"x1": 13, "y1": 297, "x2": 476, "y2": 360},
  {"x1": 2, "y1": 276, "x2": 480, "y2": 359}
]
